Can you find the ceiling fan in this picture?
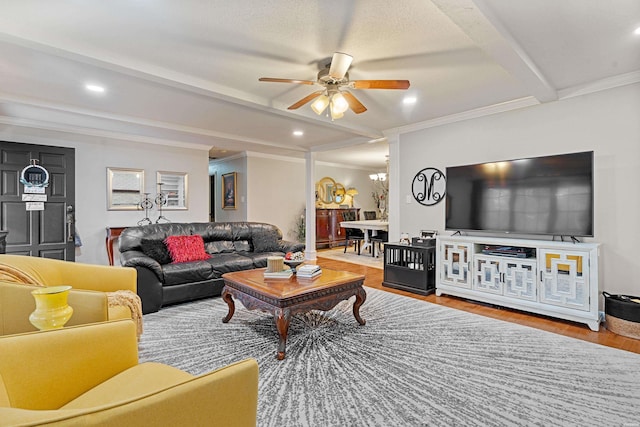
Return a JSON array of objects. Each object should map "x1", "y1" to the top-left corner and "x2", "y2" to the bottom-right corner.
[{"x1": 258, "y1": 52, "x2": 410, "y2": 120}]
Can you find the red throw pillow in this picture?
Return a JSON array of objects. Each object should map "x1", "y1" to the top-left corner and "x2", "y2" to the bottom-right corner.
[{"x1": 164, "y1": 235, "x2": 210, "y2": 263}]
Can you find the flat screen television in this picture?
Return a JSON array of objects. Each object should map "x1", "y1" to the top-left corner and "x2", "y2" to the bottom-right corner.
[{"x1": 445, "y1": 151, "x2": 594, "y2": 237}]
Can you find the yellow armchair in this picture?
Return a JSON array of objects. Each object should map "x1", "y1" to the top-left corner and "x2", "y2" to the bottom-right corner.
[
  {"x1": 0, "y1": 281, "x2": 129, "y2": 336},
  {"x1": 0, "y1": 255, "x2": 141, "y2": 335},
  {"x1": 0, "y1": 320, "x2": 259, "y2": 426}
]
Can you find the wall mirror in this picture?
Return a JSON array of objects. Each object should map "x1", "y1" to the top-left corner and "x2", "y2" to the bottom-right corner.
[
  {"x1": 316, "y1": 177, "x2": 336, "y2": 204},
  {"x1": 107, "y1": 167, "x2": 144, "y2": 210},
  {"x1": 157, "y1": 171, "x2": 188, "y2": 210},
  {"x1": 316, "y1": 177, "x2": 350, "y2": 207},
  {"x1": 333, "y1": 183, "x2": 346, "y2": 204}
]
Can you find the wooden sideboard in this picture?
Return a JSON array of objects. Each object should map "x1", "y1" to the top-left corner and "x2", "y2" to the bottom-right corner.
[{"x1": 316, "y1": 208, "x2": 360, "y2": 249}]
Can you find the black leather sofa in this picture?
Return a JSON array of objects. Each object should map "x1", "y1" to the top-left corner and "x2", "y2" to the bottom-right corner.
[{"x1": 118, "y1": 222, "x2": 304, "y2": 314}]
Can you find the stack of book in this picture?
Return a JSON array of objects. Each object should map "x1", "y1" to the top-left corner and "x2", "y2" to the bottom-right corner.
[
  {"x1": 263, "y1": 268, "x2": 293, "y2": 279},
  {"x1": 296, "y1": 265, "x2": 322, "y2": 279}
]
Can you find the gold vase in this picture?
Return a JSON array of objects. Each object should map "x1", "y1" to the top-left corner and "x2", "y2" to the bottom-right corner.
[{"x1": 29, "y1": 285, "x2": 74, "y2": 330}]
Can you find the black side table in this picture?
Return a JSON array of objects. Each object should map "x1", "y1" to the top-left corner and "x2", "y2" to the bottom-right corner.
[{"x1": 383, "y1": 242, "x2": 436, "y2": 295}]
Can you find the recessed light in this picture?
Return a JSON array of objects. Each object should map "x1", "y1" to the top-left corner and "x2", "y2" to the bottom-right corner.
[
  {"x1": 293, "y1": 130, "x2": 304, "y2": 136},
  {"x1": 634, "y1": 26, "x2": 640, "y2": 35},
  {"x1": 403, "y1": 96, "x2": 417, "y2": 105},
  {"x1": 85, "y1": 84, "x2": 105, "y2": 93}
]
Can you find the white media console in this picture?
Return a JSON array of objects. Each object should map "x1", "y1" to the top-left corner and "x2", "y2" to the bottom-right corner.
[{"x1": 435, "y1": 235, "x2": 600, "y2": 331}]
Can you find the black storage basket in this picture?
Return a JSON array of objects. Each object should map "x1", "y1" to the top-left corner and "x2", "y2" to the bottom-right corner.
[{"x1": 603, "y1": 292, "x2": 640, "y2": 339}]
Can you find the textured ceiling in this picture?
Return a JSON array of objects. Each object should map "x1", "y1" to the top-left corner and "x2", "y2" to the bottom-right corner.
[{"x1": 0, "y1": 0, "x2": 638, "y2": 169}]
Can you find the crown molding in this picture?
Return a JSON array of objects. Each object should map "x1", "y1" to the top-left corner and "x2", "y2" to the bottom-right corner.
[
  {"x1": 0, "y1": 92, "x2": 309, "y2": 152},
  {"x1": 0, "y1": 116, "x2": 209, "y2": 151},
  {"x1": 245, "y1": 151, "x2": 304, "y2": 164},
  {"x1": 208, "y1": 152, "x2": 246, "y2": 165},
  {"x1": 390, "y1": 70, "x2": 640, "y2": 136},
  {"x1": 558, "y1": 70, "x2": 640, "y2": 100},
  {"x1": 242, "y1": 150, "x2": 372, "y2": 171},
  {"x1": 309, "y1": 136, "x2": 374, "y2": 153},
  {"x1": 392, "y1": 97, "x2": 539, "y2": 134}
]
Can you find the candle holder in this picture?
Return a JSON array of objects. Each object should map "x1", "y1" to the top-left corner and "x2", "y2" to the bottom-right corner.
[
  {"x1": 155, "y1": 183, "x2": 170, "y2": 223},
  {"x1": 137, "y1": 193, "x2": 153, "y2": 225}
]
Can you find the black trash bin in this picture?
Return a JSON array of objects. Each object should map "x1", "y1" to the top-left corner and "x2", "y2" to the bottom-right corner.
[{"x1": 603, "y1": 291, "x2": 640, "y2": 340}]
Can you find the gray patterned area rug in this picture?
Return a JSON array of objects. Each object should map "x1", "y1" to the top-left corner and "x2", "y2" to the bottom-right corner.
[{"x1": 138, "y1": 288, "x2": 640, "y2": 426}]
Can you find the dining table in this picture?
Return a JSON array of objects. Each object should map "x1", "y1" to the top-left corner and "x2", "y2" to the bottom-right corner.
[{"x1": 339, "y1": 219, "x2": 388, "y2": 257}]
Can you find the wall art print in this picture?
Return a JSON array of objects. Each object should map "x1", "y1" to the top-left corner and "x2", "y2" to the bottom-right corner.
[{"x1": 222, "y1": 172, "x2": 237, "y2": 210}]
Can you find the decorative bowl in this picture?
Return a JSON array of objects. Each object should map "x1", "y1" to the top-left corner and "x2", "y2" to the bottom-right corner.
[{"x1": 283, "y1": 259, "x2": 304, "y2": 273}]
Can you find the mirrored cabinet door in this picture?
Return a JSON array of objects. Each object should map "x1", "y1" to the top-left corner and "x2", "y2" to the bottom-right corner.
[
  {"x1": 157, "y1": 171, "x2": 188, "y2": 210},
  {"x1": 107, "y1": 168, "x2": 144, "y2": 210}
]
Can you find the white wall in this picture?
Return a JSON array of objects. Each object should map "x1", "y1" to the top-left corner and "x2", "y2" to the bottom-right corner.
[
  {"x1": 246, "y1": 155, "x2": 305, "y2": 241},
  {"x1": 209, "y1": 155, "x2": 247, "y2": 223},
  {"x1": 397, "y1": 83, "x2": 640, "y2": 295},
  {"x1": 210, "y1": 153, "x2": 378, "y2": 242},
  {"x1": 314, "y1": 162, "x2": 381, "y2": 217},
  {"x1": 0, "y1": 127, "x2": 210, "y2": 265}
]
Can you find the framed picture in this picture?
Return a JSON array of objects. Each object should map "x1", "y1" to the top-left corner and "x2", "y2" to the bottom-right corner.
[
  {"x1": 107, "y1": 167, "x2": 144, "y2": 210},
  {"x1": 222, "y1": 172, "x2": 237, "y2": 210},
  {"x1": 157, "y1": 171, "x2": 188, "y2": 210}
]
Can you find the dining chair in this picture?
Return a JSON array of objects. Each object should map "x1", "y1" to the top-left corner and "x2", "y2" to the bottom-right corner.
[
  {"x1": 370, "y1": 230, "x2": 389, "y2": 258},
  {"x1": 341, "y1": 211, "x2": 364, "y2": 254},
  {"x1": 363, "y1": 211, "x2": 377, "y2": 220},
  {"x1": 361, "y1": 211, "x2": 378, "y2": 254}
]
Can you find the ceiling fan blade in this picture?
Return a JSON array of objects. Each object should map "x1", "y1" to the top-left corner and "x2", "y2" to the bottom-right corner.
[
  {"x1": 352, "y1": 80, "x2": 410, "y2": 90},
  {"x1": 342, "y1": 91, "x2": 367, "y2": 114},
  {"x1": 287, "y1": 90, "x2": 325, "y2": 110},
  {"x1": 328, "y1": 52, "x2": 353, "y2": 79},
  {"x1": 259, "y1": 77, "x2": 315, "y2": 85}
]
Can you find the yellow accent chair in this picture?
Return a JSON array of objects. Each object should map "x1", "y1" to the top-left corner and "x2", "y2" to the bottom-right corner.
[
  {"x1": 0, "y1": 320, "x2": 259, "y2": 426},
  {"x1": 0, "y1": 254, "x2": 142, "y2": 336},
  {"x1": 0, "y1": 281, "x2": 119, "y2": 335}
]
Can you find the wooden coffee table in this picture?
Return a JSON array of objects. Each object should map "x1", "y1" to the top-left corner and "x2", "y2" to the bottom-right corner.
[{"x1": 221, "y1": 268, "x2": 366, "y2": 360}]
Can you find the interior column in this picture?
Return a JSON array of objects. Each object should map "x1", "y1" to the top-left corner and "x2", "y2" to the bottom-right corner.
[
  {"x1": 387, "y1": 131, "x2": 400, "y2": 243},
  {"x1": 304, "y1": 151, "x2": 317, "y2": 261}
]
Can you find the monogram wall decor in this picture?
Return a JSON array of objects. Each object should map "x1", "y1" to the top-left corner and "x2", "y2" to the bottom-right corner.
[{"x1": 411, "y1": 167, "x2": 446, "y2": 206}]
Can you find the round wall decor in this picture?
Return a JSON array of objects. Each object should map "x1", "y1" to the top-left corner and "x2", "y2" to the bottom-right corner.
[
  {"x1": 411, "y1": 167, "x2": 446, "y2": 206},
  {"x1": 20, "y1": 162, "x2": 50, "y2": 188}
]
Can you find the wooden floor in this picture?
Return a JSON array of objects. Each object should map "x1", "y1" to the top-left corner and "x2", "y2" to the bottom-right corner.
[{"x1": 315, "y1": 254, "x2": 640, "y2": 355}]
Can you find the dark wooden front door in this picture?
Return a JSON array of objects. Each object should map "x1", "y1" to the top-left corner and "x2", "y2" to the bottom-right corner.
[{"x1": 0, "y1": 141, "x2": 75, "y2": 260}]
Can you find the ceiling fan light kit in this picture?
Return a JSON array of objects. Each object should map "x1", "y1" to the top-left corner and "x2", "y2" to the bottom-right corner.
[
  {"x1": 330, "y1": 92, "x2": 349, "y2": 114},
  {"x1": 330, "y1": 108, "x2": 344, "y2": 120},
  {"x1": 311, "y1": 94, "x2": 329, "y2": 115},
  {"x1": 259, "y1": 52, "x2": 410, "y2": 120}
]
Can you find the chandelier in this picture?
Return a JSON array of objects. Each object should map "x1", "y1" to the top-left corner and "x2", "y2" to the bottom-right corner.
[
  {"x1": 370, "y1": 156, "x2": 389, "y2": 187},
  {"x1": 370, "y1": 157, "x2": 389, "y2": 220},
  {"x1": 369, "y1": 172, "x2": 387, "y2": 182}
]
